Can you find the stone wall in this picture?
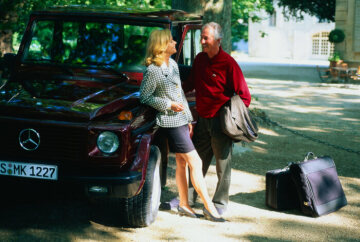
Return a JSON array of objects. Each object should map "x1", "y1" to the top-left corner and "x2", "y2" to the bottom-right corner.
[{"x1": 335, "y1": 0, "x2": 360, "y2": 67}]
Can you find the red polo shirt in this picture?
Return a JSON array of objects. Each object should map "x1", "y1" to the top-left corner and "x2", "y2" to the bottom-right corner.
[{"x1": 183, "y1": 47, "x2": 251, "y2": 118}]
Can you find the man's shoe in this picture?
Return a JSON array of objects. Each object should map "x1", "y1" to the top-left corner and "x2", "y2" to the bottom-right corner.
[
  {"x1": 169, "y1": 197, "x2": 180, "y2": 209},
  {"x1": 159, "y1": 197, "x2": 179, "y2": 211},
  {"x1": 203, "y1": 207, "x2": 225, "y2": 222},
  {"x1": 159, "y1": 202, "x2": 171, "y2": 211},
  {"x1": 215, "y1": 206, "x2": 226, "y2": 216}
]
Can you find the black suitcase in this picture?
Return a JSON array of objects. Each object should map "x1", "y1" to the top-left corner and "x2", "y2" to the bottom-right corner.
[
  {"x1": 265, "y1": 168, "x2": 299, "y2": 210},
  {"x1": 289, "y1": 152, "x2": 347, "y2": 217}
]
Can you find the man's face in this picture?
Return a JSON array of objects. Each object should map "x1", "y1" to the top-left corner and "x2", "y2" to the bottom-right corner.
[{"x1": 200, "y1": 26, "x2": 220, "y2": 56}]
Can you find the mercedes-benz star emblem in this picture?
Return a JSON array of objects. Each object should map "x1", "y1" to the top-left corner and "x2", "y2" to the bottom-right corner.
[{"x1": 19, "y1": 128, "x2": 40, "y2": 151}]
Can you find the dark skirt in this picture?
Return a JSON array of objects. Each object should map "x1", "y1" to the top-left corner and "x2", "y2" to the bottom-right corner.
[{"x1": 161, "y1": 124, "x2": 195, "y2": 153}]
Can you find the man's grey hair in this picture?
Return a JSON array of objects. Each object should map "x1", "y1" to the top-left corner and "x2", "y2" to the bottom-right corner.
[{"x1": 202, "y1": 22, "x2": 223, "y2": 41}]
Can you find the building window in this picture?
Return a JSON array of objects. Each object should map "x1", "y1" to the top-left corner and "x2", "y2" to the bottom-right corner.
[
  {"x1": 312, "y1": 32, "x2": 334, "y2": 57},
  {"x1": 269, "y1": 11, "x2": 276, "y2": 27}
]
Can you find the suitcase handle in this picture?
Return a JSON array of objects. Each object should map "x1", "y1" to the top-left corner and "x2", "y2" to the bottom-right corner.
[
  {"x1": 286, "y1": 152, "x2": 318, "y2": 168},
  {"x1": 304, "y1": 152, "x2": 317, "y2": 161}
]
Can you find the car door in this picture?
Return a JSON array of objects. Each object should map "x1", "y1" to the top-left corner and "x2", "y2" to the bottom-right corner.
[
  {"x1": 175, "y1": 24, "x2": 202, "y2": 82},
  {"x1": 175, "y1": 24, "x2": 202, "y2": 121}
]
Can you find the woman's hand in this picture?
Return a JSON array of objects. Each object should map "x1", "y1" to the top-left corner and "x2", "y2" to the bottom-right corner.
[{"x1": 171, "y1": 102, "x2": 184, "y2": 112}]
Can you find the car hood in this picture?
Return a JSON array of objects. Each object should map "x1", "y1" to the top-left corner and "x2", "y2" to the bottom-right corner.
[{"x1": 0, "y1": 78, "x2": 140, "y2": 121}]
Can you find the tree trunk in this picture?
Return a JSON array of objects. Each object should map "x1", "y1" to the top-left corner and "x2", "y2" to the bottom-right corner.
[
  {"x1": 203, "y1": 0, "x2": 232, "y2": 53},
  {"x1": 172, "y1": 0, "x2": 232, "y2": 53},
  {"x1": 0, "y1": 8, "x2": 18, "y2": 56},
  {"x1": 0, "y1": 30, "x2": 13, "y2": 56},
  {"x1": 0, "y1": 1, "x2": 24, "y2": 56}
]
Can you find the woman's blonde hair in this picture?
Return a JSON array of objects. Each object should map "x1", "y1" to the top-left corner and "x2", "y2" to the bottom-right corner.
[{"x1": 145, "y1": 29, "x2": 172, "y2": 66}]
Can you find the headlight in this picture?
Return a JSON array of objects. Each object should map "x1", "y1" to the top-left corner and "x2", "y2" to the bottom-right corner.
[{"x1": 97, "y1": 131, "x2": 119, "y2": 154}]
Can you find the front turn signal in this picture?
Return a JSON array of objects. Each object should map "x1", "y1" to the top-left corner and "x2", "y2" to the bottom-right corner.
[{"x1": 118, "y1": 110, "x2": 133, "y2": 120}]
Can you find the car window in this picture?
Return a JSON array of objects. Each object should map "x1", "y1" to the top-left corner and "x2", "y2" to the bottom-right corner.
[
  {"x1": 182, "y1": 28, "x2": 201, "y2": 66},
  {"x1": 24, "y1": 20, "x2": 162, "y2": 71},
  {"x1": 27, "y1": 20, "x2": 55, "y2": 61}
]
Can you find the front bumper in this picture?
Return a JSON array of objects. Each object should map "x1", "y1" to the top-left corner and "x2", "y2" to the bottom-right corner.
[
  {"x1": 62, "y1": 171, "x2": 142, "y2": 198},
  {"x1": 0, "y1": 169, "x2": 142, "y2": 199}
]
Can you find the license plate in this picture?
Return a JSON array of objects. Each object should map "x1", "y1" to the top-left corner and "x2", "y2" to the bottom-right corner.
[{"x1": 0, "y1": 161, "x2": 58, "y2": 180}]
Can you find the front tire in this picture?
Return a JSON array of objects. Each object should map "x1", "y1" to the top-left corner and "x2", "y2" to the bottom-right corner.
[
  {"x1": 91, "y1": 145, "x2": 161, "y2": 227},
  {"x1": 127, "y1": 145, "x2": 161, "y2": 227}
]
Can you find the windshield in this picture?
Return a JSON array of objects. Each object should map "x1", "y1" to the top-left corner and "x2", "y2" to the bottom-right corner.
[{"x1": 23, "y1": 19, "x2": 162, "y2": 71}]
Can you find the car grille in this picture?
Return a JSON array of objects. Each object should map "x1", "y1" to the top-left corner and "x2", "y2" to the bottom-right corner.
[{"x1": 0, "y1": 118, "x2": 88, "y2": 164}]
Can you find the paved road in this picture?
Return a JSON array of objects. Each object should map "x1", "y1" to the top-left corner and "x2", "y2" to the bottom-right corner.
[{"x1": 238, "y1": 58, "x2": 328, "y2": 83}]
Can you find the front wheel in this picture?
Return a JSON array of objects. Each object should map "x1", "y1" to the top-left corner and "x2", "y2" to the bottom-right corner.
[
  {"x1": 127, "y1": 145, "x2": 161, "y2": 227},
  {"x1": 91, "y1": 145, "x2": 161, "y2": 227}
]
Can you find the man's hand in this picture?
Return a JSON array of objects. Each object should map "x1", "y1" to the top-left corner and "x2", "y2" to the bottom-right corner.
[{"x1": 171, "y1": 102, "x2": 184, "y2": 112}]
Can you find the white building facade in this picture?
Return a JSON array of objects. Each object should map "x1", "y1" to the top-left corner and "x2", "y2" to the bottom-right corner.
[{"x1": 248, "y1": 1, "x2": 335, "y2": 61}]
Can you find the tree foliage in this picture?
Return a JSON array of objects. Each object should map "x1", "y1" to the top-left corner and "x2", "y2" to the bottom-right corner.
[
  {"x1": 0, "y1": 0, "x2": 170, "y2": 54},
  {"x1": 276, "y1": 0, "x2": 335, "y2": 22},
  {"x1": 231, "y1": 0, "x2": 273, "y2": 43},
  {"x1": 4, "y1": 0, "x2": 170, "y2": 32}
]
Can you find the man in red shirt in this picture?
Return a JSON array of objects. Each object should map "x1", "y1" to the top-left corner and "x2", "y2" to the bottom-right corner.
[{"x1": 183, "y1": 22, "x2": 251, "y2": 215}]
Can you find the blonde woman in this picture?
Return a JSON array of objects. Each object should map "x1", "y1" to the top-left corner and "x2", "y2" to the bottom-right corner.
[{"x1": 139, "y1": 29, "x2": 224, "y2": 222}]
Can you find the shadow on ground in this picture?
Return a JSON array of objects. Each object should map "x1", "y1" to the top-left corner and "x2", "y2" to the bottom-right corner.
[
  {"x1": 0, "y1": 182, "x2": 133, "y2": 241},
  {"x1": 232, "y1": 80, "x2": 360, "y2": 179}
]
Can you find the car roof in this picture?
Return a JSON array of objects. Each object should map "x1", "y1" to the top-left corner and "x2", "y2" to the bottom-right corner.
[{"x1": 31, "y1": 5, "x2": 202, "y2": 23}]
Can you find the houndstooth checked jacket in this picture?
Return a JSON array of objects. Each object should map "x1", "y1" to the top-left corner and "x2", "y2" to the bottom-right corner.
[{"x1": 140, "y1": 58, "x2": 193, "y2": 128}]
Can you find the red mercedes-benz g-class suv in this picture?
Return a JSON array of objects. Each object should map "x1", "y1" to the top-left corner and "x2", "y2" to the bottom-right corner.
[{"x1": 0, "y1": 5, "x2": 202, "y2": 227}]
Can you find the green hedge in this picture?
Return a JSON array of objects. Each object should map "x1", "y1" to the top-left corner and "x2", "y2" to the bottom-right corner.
[{"x1": 328, "y1": 29, "x2": 345, "y2": 43}]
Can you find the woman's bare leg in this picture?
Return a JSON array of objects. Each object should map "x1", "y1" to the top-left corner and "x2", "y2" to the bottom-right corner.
[
  {"x1": 175, "y1": 153, "x2": 195, "y2": 213},
  {"x1": 178, "y1": 151, "x2": 221, "y2": 218}
]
